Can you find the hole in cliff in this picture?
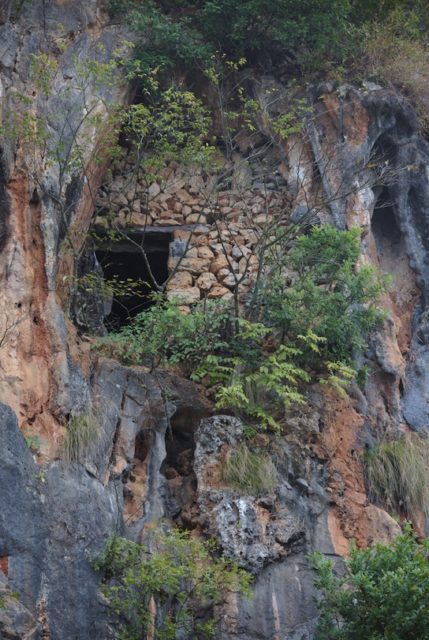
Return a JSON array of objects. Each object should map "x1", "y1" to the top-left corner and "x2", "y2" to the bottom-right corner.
[
  {"x1": 134, "y1": 429, "x2": 152, "y2": 463},
  {"x1": 371, "y1": 188, "x2": 403, "y2": 269},
  {"x1": 161, "y1": 408, "x2": 197, "y2": 481},
  {"x1": 160, "y1": 406, "x2": 206, "y2": 523},
  {"x1": 95, "y1": 231, "x2": 172, "y2": 329}
]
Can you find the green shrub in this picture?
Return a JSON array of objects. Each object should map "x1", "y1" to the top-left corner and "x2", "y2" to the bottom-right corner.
[
  {"x1": 261, "y1": 226, "x2": 386, "y2": 366},
  {"x1": 123, "y1": 86, "x2": 215, "y2": 168},
  {"x1": 222, "y1": 442, "x2": 277, "y2": 495},
  {"x1": 118, "y1": 0, "x2": 353, "y2": 73},
  {"x1": 312, "y1": 525, "x2": 429, "y2": 640},
  {"x1": 113, "y1": 0, "x2": 429, "y2": 78},
  {"x1": 95, "y1": 296, "x2": 233, "y2": 372},
  {"x1": 92, "y1": 527, "x2": 251, "y2": 640},
  {"x1": 364, "y1": 434, "x2": 429, "y2": 517},
  {"x1": 202, "y1": 343, "x2": 311, "y2": 431},
  {"x1": 98, "y1": 227, "x2": 382, "y2": 431},
  {"x1": 62, "y1": 412, "x2": 100, "y2": 463}
]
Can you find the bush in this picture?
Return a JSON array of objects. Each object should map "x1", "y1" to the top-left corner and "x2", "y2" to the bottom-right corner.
[
  {"x1": 119, "y1": 0, "x2": 353, "y2": 72},
  {"x1": 312, "y1": 525, "x2": 429, "y2": 640},
  {"x1": 95, "y1": 296, "x2": 233, "y2": 372},
  {"x1": 222, "y1": 442, "x2": 277, "y2": 495},
  {"x1": 261, "y1": 226, "x2": 386, "y2": 366},
  {"x1": 98, "y1": 227, "x2": 382, "y2": 431},
  {"x1": 364, "y1": 434, "x2": 429, "y2": 517},
  {"x1": 92, "y1": 527, "x2": 251, "y2": 640}
]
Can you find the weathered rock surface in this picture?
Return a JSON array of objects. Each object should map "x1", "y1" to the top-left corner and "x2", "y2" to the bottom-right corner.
[
  {"x1": 1, "y1": 1, "x2": 429, "y2": 639},
  {"x1": 194, "y1": 415, "x2": 330, "y2": 638},
  {"x1": 0, "y1": 402, "x2": 120, "y2": 639}
]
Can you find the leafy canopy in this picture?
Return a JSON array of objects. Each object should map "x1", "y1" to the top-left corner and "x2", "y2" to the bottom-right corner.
[
  {"x1": 110, "y1": 0, "x2": 428, "y2": 77},
  {"x1": 312, "y1": 526, "x2": 429, "y2": 640}
]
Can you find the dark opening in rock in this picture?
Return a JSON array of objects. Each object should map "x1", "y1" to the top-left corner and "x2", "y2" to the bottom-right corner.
[
  {"x1": 95, "y1": 230, "x2": 172, "y2": 329},
  {"x1": 161, "y1": 407, "x2": 197, "y2": 479},
  {"x1": 371, "y1": 188, "x2": 402, "y2": 268},
  {"x1": 134, "y1": 429, "x2": 152, "y2": 463},
  {"x1": 160, "y1": 407, "x2": 201, "y2": 521}
]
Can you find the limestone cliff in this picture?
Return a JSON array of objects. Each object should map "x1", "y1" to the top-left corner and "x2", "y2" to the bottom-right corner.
[{"x1": 0, "y1": 2, "x2": 428, "y2": 639}]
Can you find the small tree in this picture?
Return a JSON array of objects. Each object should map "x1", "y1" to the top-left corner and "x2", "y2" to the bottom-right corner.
[
  {"x1": 92, "y1": 528, "x2": 251, "y2": 640},
  {"x1": 312, "y1": 526, "x2": 429, "y2": 640}
]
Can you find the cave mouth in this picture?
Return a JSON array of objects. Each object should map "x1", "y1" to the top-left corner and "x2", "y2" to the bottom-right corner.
[
  {"x1": 161, "y1": 407, "x2": 198, "y2": 478},
  {"x1": 95, "y1": 231, "x2": 172, "y2": 329},
  {"x1": 371, "y1": 188, "x2": 402, "y2": 263}
]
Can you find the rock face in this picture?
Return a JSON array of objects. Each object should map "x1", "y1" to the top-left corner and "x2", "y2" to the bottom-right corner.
[
  {"x1": 0, "y1": 402, "x2": 120, "y2": 639},
  {"x1": 194, "y1": 416, "x2": 322, "y2": 639},
  {"x1": 1, "y1": 2, "x2": 429, "y2": 639}
]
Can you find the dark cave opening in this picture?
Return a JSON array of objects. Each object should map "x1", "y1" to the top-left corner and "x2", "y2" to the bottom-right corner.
[
  {"x1": 161, "y1": 407, "x2": 198, "y2": 480},
  {"x1": 95, "y1": 231, "x2": 172, "y2": 329},
  {"x1": 160, "y1": 407, "x2": 202, "y2": 522},
  {"x1": 371, "y1": 188, "x2": 402, "y2": 263}
]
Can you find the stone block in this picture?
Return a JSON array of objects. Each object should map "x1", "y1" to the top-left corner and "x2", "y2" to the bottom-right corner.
[
  {"x1": 210, "y1": 255, "x2": 230, "y2": 274},
  {"x1": 166, "y1": 287, "x2": 201, "y2": 304},
  {"x1": 196, "y1": 272, "x2": 217, "y2": 292},
  {"x1": 197, "y1": 246, "x2": 214, "y2": 259},
  {"x1": 166, "y1": 271, "x2": 193, "y2": 289},
  {"x1": 208, "y1": 285, "x2": 233, "y2": 299},
  {"x1": 148, "y1": 182, "x2": 161, "y2": 198},
  {"x1": 177, "y1": 257, "x2": 211, "y2": 276}
]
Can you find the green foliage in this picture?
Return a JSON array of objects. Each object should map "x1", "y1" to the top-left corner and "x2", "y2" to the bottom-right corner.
[
  {"x1": 62, "y1": 412, "x2": 100, "y2": 463},
  {"x1": 351, "y1": 0, "x2": 424, "y2": 24},
  {"x1": 122, "y1": 83, "x2": 215, "y2": 170},
  {"x1": 312, "y1": 525, "x2": 429, "y2": 640},
  {"x1": 222, "y1": 442, "x2": 277, "y2": 495},
  {"x1": 92, "y1": 527, "x2": 251, "y2": 640},
  {"x1": 262, "y1": 226, "x2": 386, "y2": 366},
  {"x1": 95, "y1": 296, "x2": 232, "y2": 372},
  {"x1": 213, "y1": 344, "x2": 310, "y2": 430},
  {"x1": 112, "y1": 0, "x2": 429, "y2": 82},
  {"x1": 99, "y1": 227, "x2": 383, "y2": 431},
  {"x1": 364, "y1": 434, "x2": 429, "y2": 517},
  {"x1": 120, "y1": 0, "x2": 353, "y2": 72}
]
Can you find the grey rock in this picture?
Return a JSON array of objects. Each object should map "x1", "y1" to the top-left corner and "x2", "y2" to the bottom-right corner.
[
  {"x1": 194, "y1": 416, "x2": 326, "y2": 578},
  {"x1": 218, "y1": 555, "x2": 318, "y2": 640},
  {"x1": 0, "y1": 572, "x2": 38, "y2": 640},
  {"x1": 0, "y1": 0, "x2": 12, "y2": 24},
  {"x1": 0, "y1": 402, "x2": 121, "y2": 640}
]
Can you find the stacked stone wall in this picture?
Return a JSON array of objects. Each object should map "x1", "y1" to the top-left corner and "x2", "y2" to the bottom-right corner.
[{"x1": 95, "y1": 154, "x2": 289, "y2": 308}]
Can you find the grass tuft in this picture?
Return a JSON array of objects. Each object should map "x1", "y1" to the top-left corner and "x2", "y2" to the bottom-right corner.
[
  {"x1": 222, "y1": 442, "x2": 277, "y2": 496},
  {"x1": 364, "y1": 434, "x2": 429, "y2": 517},
  {"x1": 62, "y1": 412, "x2": 100, "y2": 463}
]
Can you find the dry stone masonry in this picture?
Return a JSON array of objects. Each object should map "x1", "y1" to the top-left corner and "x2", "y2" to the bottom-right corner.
[{"x1": 95, "y1": 153, "x2": 289, "y2": 308}]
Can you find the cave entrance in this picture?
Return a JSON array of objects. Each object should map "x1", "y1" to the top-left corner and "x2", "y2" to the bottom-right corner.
[
  {"x1": 371, "y1": 187, "x2": 421, "y2": 355},
  {"x1": 95, "y1": 230, "x2": 172, "y2": 329},
  {"x1": 371, "y1": 188, "x2": 402, "y2": 272}
]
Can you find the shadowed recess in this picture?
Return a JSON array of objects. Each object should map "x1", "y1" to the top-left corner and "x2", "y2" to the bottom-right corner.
[{"x1": 96, "y1": 230, "x2": 172, "y2": 329}]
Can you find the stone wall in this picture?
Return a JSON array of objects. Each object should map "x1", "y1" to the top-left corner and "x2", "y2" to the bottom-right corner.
[{"x1": 95, "y1": 153, "x2": 289, "y2": 308}]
